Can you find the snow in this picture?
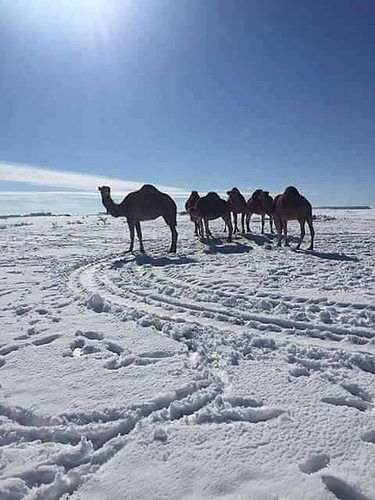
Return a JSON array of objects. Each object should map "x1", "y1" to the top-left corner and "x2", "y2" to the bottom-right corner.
[{"x1": 0, "y1": 209, "x2": 374, "y2": 499}]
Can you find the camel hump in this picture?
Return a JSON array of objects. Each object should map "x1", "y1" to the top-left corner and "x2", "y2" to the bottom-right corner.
[
  {"x1": 139, "y1": 184, "x2": 161, "y2": 194},
  {"x1": 206, "y1": 192, "x2": 221, "y2": 200},
  {"x1": 284, "y1": 186, "x2": 300, "y2": 197},
  {"x1": 227, "y1": 187, "x2": 242, "y2": 196}
]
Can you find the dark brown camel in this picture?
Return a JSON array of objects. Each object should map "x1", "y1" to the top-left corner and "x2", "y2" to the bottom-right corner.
[
  {"x1": 190, "y1": 192, "x2": 233, "y2": 242},
  {"x1": 227, "y1": 187, "x2": 247, "y2": 234},
  {"x1": 185, "y1": 191, "x2": 202, "y2": 237},
  {"x1": 273, "y1": 186, "x2": 314, "y2": 250},
  {"x1": 246, "y1": 189, "x2": 274, "y2": 234},
  {"x1": 98, "y1": 185, "x2": 178, "y2": 253}
]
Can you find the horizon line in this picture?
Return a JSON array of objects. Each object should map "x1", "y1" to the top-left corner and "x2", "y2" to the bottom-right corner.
[{"x1": 0, "y1": 160, "x2": 186, "y2": 194}]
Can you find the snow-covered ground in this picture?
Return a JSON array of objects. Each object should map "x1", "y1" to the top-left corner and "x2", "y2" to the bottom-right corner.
[{"x1": 0, "y1": 209, "x2": 374, "y2": 500}]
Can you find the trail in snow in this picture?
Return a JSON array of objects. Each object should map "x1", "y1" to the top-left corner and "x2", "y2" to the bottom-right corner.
[{"x1": 0, "y1": 210, "x2": 374, "y2": 500}]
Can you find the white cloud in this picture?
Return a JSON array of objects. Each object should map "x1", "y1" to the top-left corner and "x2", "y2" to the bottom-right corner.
[{"x1": 0, "y1": 161, "x2": 188, "y2": 195}]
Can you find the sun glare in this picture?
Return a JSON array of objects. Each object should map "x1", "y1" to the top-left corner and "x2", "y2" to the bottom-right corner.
[
  {"x1": 52, "y1": 0, "x2": 115, "y2": 21},
  {"x1": 13, "y1": 0, "x2": 128, "y2": 49}
]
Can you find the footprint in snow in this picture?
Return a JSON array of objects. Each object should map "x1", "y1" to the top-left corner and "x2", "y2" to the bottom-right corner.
[
  {"x1": 103, "y1": 349, "x2": 176, "y2": 370},
  {"x1": 0, "y1": 343, "x2": 22, "y2": 356},
  {"x1": 32, "y1": 334, "x2": 61, "y2": 346},
  {"x1": 341, "y1": 382, "x2": 372, "y2": 402},
  {"x1": 105, "y1": 341, "x2": 124, "y2": 355},
  {"x1": 321, "y1": 475, "x2": 371, "y2": 500},
  {"x1": 104, "y1": 354, "x2": 168, "y2": 370},
  {"x1": 75, "y1": 330, "x2": 103, "y2": 341},
  {"x1": 361, "y1": 430, "x2": 375, "y2": 444},
  {"x1": 62, "y1": 338, "x2": 84, "y2": 357},
  {"x1": 63, "y1": 337, "x2": 103, "y2": 357},
  {"x1": 321, "y1": 396, "x2": 370, "y2": 412},
  {"x1": 299, "y1": 453, "x2": 330, "y2": 474},
  {"x1": 189, "y1": 395, "x2": 284, "y2": 425},
  {"x1": 137, "y1": 350, "x2": 176, "y2": 359}
]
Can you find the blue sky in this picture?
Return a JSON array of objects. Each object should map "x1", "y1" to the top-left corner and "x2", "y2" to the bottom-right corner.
[{"x1": 0, "y1": 0, "x2": 374, "y2": 211}]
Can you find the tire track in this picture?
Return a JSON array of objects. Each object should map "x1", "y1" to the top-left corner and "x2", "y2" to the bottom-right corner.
[{"x1": 69, "y1": 255, "x2": 374, "y2": 355}]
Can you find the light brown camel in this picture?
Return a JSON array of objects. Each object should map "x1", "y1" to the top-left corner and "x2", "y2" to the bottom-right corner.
[
  {"x1": 98, "y1": 185, "x2": 178, "y2": 253},
  {"x1": 185, "y1": 191, "x2": 202, "y2": 237},
  {"x1": 273, "y1": 186, "x2": 314, "y2": 250},
  {"x1": 246, "y1": 189, "x2": 274, "y2": 234},
  {"x1": 190, "y1": 192, "x2": 233, "y2": 242},
  {"x1": 226, "y1": 187, "x2": 247, "y2": 234}
]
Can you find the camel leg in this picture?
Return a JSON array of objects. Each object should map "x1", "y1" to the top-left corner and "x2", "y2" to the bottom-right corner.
[
  {"x1": 195, "y1": 220, "x2": 203, "y2": 237},
  {"x1": 162, "y1": 215, "x2": 178, "y2": 253},
  {"x1": 168, "y1": 224, "x2": 178, "y2": 253},
  {"x1": 194, "y1": 218, "x2": 204, "y2": 238},
  {"x1": 206, "y1": 221, "x2": 213, "y2": 238},
  {"x1": 241, "y1": 213, "x2": 245, "y2": 234},
  {"x1": 127, "y1": 221, "x2": 135, "y2": 252},
  {"x1": 261, "y1": 214, "x2": 265, "y2": 234},
  {"x1": 296, "y1": 220, "x2": 305, "y2": 250},
  {"x1": 274, "y1": 216, "x2": 282, "y2": 246},
  {"x1": 307, "y1": 218, "x2": 315, "y2": 251},
  {"x1": 233, "y1": 213, "x2": 238, "y2": 234},
  {"x1": 135, "y1": 222, "x2": 145, "y2": 253},
  {"x1": 224, "y1": 215, "x2": 233, "y2": 243},
  {"x1": 284, "y1": 221, "x2": 289, "y2": 246},
  {"x1": 269, "y1": 216, "x2": 274, "y2": 234},
  {"x1": 198, "y1": 219, "x2": 204, "y2": 239},
  {"x1": 203, "y1": 219, "x2": 210, "y2": 241},
  {"x1": 246, "y1": 213, "x2": 252, "y2": 233}
]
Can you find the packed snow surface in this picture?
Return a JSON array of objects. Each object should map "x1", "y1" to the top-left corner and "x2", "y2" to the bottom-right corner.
[{"x1": 0, "y1": 210, "x2": 374, "y2": 499}]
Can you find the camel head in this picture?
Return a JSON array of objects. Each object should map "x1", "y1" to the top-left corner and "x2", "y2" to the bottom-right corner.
[
  {"x1": 251, "y1": 189, "x2": 263, "y2": 201},
  {"x1": 227, "y1": 187, "x2": 240, "y2": 196},
  {"x1": 284, "y1": 186, "x2": 300, "y2": 197},
  {"x1": 98, "y1": 186, "x2": 111, "y2": 197}
]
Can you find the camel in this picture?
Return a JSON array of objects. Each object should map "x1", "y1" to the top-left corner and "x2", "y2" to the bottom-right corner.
[
  {"x1": 185, "y1": 191, "x2": 202, "y2": 237},
  {"x1": 246, "y1": 189, "x2": 274, "y2": 234},
  {"x1": 98, "y1": 184, "x2": 178, "y2": 253},
  {"x1": 190, "y1": 192, "x2": 233, "y2": 242},
  {"x1": 273, "y1": 186, "x2": 314, "y2": 250},
  {"x1": 226, "y1": 187, "x2": 247, "y2": 234}
]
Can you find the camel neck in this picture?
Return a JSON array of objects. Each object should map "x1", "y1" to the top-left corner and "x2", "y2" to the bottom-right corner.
[{"x1": 101, "y1": 195, "x2": 122, "y2": 217}]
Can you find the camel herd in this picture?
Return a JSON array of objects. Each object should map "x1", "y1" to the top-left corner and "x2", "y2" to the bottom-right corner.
[{"x1": 98, "y1": 184, "x2": 314, "y2": 254}]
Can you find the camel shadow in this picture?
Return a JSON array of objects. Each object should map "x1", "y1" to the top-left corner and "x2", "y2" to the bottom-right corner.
[
  {"x1": 241, "y1": 233, "x2": 273, "y2": 246},
  {"x1": 243, "y1": 232, "x2": 306, "y2": 247},
  {"x1": 203, "y1": 239, "x2": 252, "y2": 254},
  {"x1": 111, "y1": 254, "x2": 196, "y2": 269},
  {"x1": 135, "y1": 254, "x2": 196, "y2": 267},
  {"x1": 111, "y1": 256, "x2": 136, "y2": 269},
  {"x1": 294, "y1": 249, "x2": 358, "y2": 262}
]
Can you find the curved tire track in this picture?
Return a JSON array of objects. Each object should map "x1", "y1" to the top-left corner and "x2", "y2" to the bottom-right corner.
[{"x1": 69, "y1": 255, "x2": 374, "y2": 355}]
